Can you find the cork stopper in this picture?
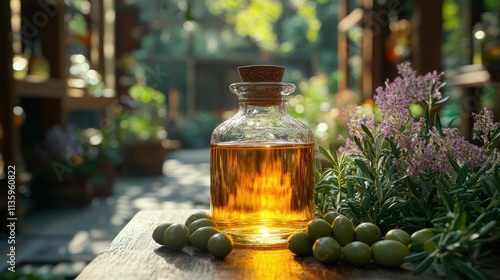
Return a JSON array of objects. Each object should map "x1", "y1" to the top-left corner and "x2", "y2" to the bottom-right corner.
[
  {"x1": 235, "y1": 65, "x2": 285, "y2": 106},
  {"x1": 238, "y1": 65, "x2": 284, "y2": 82}
]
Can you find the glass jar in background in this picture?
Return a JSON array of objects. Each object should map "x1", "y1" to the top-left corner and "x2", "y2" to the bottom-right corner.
[
  {"x1": 482, "y1": 11, "x2": 500, "y2": 64},
  {"x1": 210, "y1": 65, "x2": 315, "y2": 247},
  {"x1": 472, "y1": 15, "x2": 486, "y2": 65}
]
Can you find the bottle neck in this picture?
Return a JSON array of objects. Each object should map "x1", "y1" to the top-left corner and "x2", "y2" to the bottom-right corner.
[
  {"x1": 230, "y1": 82, "x2": 294, "y2": 108},
  {"x1": 32, "y1": 37, "x2": 44, "y2": 57},
  {"x1": 238, "y1": 92, "x2": 286, "y2": 105},
  {"x1": 238, "y1": 97, "x2": 289, "y2": 115}
]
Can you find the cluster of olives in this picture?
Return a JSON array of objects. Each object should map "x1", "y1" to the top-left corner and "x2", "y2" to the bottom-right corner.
[
  {"x1": 152, "y1": 211, "x2": 233, "y2": 258},
  {"x1": 287, "y1": 211, "x2": 412, "y2": 267}
]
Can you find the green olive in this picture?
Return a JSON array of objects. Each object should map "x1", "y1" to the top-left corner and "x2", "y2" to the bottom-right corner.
[
  {"x1": 354, "y1": 222, "x2": 381, "y2": 246},
  {"x1": 411, "y1": 228, "x2": 437, "y2": 243},
  {"x1": 322, "y1": 211, "x2": 341, "y2": 225},
  {"x1": 409, "y1": 228, "x2": 438, "y2": 252},
  {"x1": 312, "y1": 237, "x2": 341, "y2": 263},
  {"x1": 307, "y1": 219, "x2": 333, "y2": 241},
  {"x1": 410, "y1": 238, "x2": 438, "y2": 253},
  {"x1": 287, "y1": 231, "x2": 313, "y2": 256},
  {"x1": 187, "y1": 218, "x2": 217, "y2": 234},
  {"x1": 189, "y1": 226, "x2": 220, "y2": 251},
  {"x1": 163, "y1": 223, "x2": 189, "y2": 251},
  {"x1": 332, "y1": 215, "x2": 355, "y2": 246},
  {"x1": 152, "y1": 222, "x2": 173, "y2": 245},
  {"x1": 343, "y1": 241, "x2": 372, "y2": 266},
  {"x1": 207, "y1": 233, "x2": 233, "y2": 258},
  {"x1": 185, "y1": 211, "x2": 211, "y2": 227},
  {"x1": 371, "y1": 239, "x2": 410, "y2": 267},
  {"x1": 385, "y1": 229, "x2": 411, "y2": 246}
]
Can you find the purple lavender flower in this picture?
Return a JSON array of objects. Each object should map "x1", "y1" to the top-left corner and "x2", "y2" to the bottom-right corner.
[
  {"x1": 121, "y1": 95, "x2": 137, "y2": 110},
  {"x1": 340, "y1": 61, "x2": 498, "y2": 179},
  {"x1": 339, "y1": 107, "x2": 375, "y2": 154},
  {"x1": 472, "y1": 107, "x2": 499, "y2": 145},
  {"x1": 373, "y1": 62, "x2": 444, "y2": 138},
  {"x1": 338, "y1": 137, "x2": 360, "y2": 155}
]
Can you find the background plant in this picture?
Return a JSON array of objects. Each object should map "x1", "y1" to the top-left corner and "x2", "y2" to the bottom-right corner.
[
  {"x1": 28, "y1": 125, "x2": 100, "y2": 182},
  {"x1": 167, "y1": 112, "x2": 220, "y2": 148},
  {"x1": 289, "y1": 73, "x2": 359, "y2": 147},
  {"x1": 315, "y1": 62, "x2": 500, "y2": 278},
  {"x1": 115, "y1": 84, "x2": 168, "y2": 144}
]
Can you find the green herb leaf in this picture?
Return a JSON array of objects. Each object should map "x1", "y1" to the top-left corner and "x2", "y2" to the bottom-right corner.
[
  {"x1": 455, "y1": 163, "x2": 469, "y2": 187},
  {"x1": 407, "y1": 217, "x2": 429, "y2": 222},
  {"x1": 319, "y1": 145, "x2": 334, "y2": 165},
  {"x1": 403, "y1": 251, "x2": 428, "y2": 263},
  {"x1": 354, "y1": 159, "x2": 374, "y2": 181},
  {"x1": 435, "y1": 113, "x2": 443, "y2": 135},
  {"x1": 454, "y1": 259, "x2": 487, "y2": 280},
  {"x1": 361, "y1": 124, "x2": 374, "y2": 142},
  {"x1": 361, "y1": 195, "x2": 371, "y2": 210},
  {"x1": 478, "y1": 220, "x2": 497, "y2": 236},
  {"x1": 412, "y1": 253, "x2": 435, "y2": 275},
  {"x1": 433, "y1": 95, "x2": 450, "y2": 106}
]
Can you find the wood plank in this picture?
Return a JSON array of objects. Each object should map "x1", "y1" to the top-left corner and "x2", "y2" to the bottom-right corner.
[
  {"x1": 338, "y1": 8, "x2": 363, "y2": 33},
  {"x1": 64, "y1": 96, "x2": 116, "y2": 110},
  {"x1": 450, "y1": 69, "x2": 490, "y2": 88},
  {"x1": 76, "y1": 209, "x2": 441, "y2": 280},
  {"x1": 14, "y1": 79, "x2": 66, "y2": 98}
]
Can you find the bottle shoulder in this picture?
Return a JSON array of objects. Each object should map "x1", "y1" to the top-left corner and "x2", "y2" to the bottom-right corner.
[{"x1": 211, "y1": 112, "x2": 315, "y2": 144}]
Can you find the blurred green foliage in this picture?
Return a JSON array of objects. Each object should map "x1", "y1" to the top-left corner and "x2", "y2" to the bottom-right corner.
[
  {"x1": 289, "y1": 73, "x2": 359, "y2": 147},
  {"x1": 117, "y1": 84, "x2": 168, "y2": 144}
]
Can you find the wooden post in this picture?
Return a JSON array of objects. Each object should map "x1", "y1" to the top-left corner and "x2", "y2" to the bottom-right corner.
[
  {"x1": 338, "y1": 0, "x2": 349, "y2": 91},
  {"x1": 412, "y1": 0, "x2": 443, "y2": 74},
  {"x1": 0, "y1": 0, "x2": 15, "y2": 167},
  {"x1": 411, "y1": 0, "x2": 444, "y2": 125},
  {"x1": 360, "y1": 0, "x2": 391, "y2": 100},
  {"x1": 0, "y1": 0, "x2": 16, "y2": 236}
]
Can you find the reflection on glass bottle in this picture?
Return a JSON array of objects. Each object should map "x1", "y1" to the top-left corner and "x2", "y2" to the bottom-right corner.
[{"x1": 27, "y1": 35, "x2": 51, "y2": 81}]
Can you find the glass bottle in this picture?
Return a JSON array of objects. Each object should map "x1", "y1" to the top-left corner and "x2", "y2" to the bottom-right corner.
[
  {"x1": 27, "y1": 34, "x2": 50, "y2": 81},
  {"x1": 210, "y1": 65, "x2": 315, "y2": 247},
  {"x1": 482, "y1": 11, "x2": 500, "y2": 64},
  {"x1": 472, "y1": 19, "x2": 485, "y2": 65}
]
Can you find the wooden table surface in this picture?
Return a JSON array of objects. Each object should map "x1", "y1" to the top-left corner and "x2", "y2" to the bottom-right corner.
[{"x1": 76, "y1": 209, "x2": 442, "y2": 280}]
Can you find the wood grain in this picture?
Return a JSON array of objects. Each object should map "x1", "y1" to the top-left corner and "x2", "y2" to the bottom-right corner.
[{"x1": 76, "y1": 209, "x2": 441, "y2": 280}]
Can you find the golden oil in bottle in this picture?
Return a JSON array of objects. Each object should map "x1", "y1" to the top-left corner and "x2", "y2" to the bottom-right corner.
[{"x1": 210, "y1": 143, "x2": 315, "y2": 246}]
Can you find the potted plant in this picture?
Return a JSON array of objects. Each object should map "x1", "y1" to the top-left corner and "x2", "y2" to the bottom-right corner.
[
  {"x1": 116, "y1": 84, "x2": 176, "y2": 176},
  {"x1": 80, "y1": 127, "x2": 116, "y2": 196},
  {"x1": 167, "y1": 112, "x2": 219, "y2": 148},
  {"x1": 26, "y1": 125, "x2": 97, "y2": 208}
]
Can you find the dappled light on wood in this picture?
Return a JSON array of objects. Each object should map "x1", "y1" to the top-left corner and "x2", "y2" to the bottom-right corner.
[{"x1": 77, "y1": 210, "x2": 445, "y2": 279}]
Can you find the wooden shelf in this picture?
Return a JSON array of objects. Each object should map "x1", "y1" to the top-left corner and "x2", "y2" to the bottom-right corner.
[
  {"x1": 450, "y1": 64, "x2": 500, "y2": 88},
  {"x1": 64, "y1": 95, "x2": 116, "y2": 110},
  {"x1": 338, "y1": 8, "x2": 363, "y2": 33},
  {"x1": 14, "y1": 79, "x2": 66, "y2": 99},
  {"x1": 451, "y1": 64, "x2": 500, "y2": 140}
]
